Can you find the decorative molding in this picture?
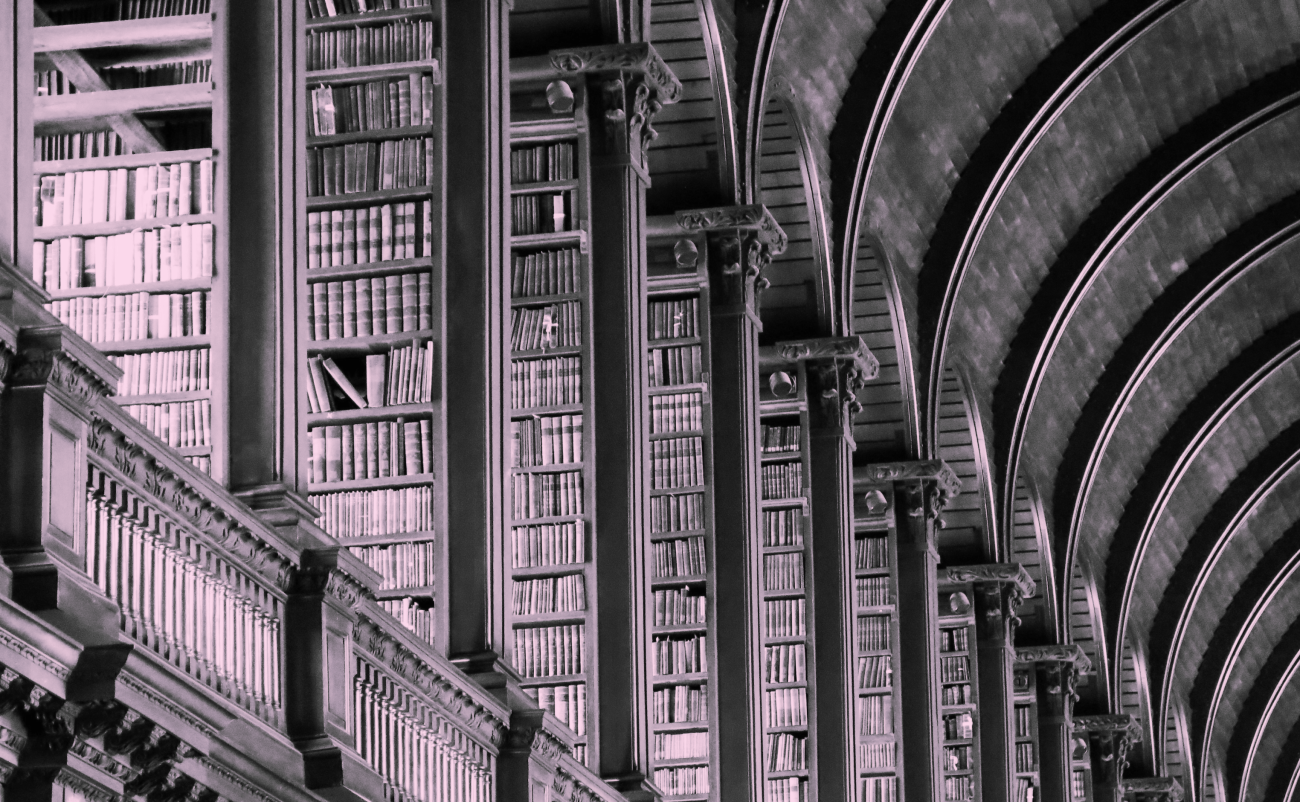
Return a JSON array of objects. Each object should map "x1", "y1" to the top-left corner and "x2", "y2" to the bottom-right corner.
[
  {"x1": 1076, "y1": 714, "x2": 1143, "y2": 786},
  {"x1": 1074, "y1": 714, "x2": 1144, "y2": 738},
  {"x1": 118, "y1": 673, "x2": 217, "y2": 738},
  {"x1": 945, "y1": 563, "x2": 1036, "y2": 600},
  {"x1": 54, "y1": 766, "x2": 122, "y2": 802},
  {"x1": 861, "y1": 460, "x2": 963, "y2": 514},
  {"x1": 10, "y1": 341, "x2": 112, "y2": 403},
  {"x1": 0, "y1": 626, "x2": 73, "y2": 680},
  {"x1": 548, "y1": 44, "x2": 682, "y2": 104},
  {"x1": 553, "y1": 765, "x2": 605, "y2": 802},
  {"x1": 676, "y1": 204, "x2": 788, "y2": 255},
  {"x1": 1122, "y1": 777, "x2": 1184, "y2": 801},
  {"x1": 198, "y1": 757, "x2": 280, "y2": 802},
  {"x1": 1016, "y1": 644, "x2": 1093, "y2": 673}
]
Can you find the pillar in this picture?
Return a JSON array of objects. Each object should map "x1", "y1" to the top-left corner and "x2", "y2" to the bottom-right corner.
[
  {"x1": 1075, "y1": 714, "x2": 1143, "y2": 802},
  {"x1": 1017, "y1": 645, "x2": 1091, "y2": 802}
]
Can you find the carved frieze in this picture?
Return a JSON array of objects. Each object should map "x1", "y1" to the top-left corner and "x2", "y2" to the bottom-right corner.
[
  {"x1": 1122, "y1": 777, "x2": 1184, "y2": 802},
  {"x1": 10, "y1": 327, "x2": 116, "y2": 403}
]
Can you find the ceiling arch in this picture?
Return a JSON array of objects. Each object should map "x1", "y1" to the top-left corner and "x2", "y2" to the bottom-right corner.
[{"x1": 1227, "y1": 612, "x2": 1300, "y2": 802}]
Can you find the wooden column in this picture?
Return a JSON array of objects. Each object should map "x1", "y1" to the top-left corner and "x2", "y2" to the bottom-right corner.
[
  {"x1": 773, "y1": 337, "x2": 878, "y2": 799},
  {"x1": 1120, "y1": 777, "x2": 1184, "y2": 802},
  {"x1": 1017, "y1": 646, "x2": 1091, "y2": 802},
  {"x1": 1076, "y1": 715, "x2": 1143, "y2": 802},
  {"x1": 223, "y1": 0, "x2": 304, "y2": 491},
  {"x1": 947, "y1": 565, "x2": 1035, "y2": 802},
  {"x1": 0, "y1": 0, "x2": 33, "y2": 286},
  {"x1": 859, "y1": 461, "x2": 961, "y2": 802},
  {"x1": 678, "y1": 205, "x2": 785, "y2": 802}
]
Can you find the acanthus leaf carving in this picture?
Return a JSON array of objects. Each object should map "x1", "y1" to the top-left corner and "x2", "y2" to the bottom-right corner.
[{"x1": 860, "y1": 461, "x2": 962, "y2": 514}]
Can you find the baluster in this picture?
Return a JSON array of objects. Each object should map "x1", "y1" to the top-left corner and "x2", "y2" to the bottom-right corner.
[
  {"x1": 214, "y1": 576, "x2": 228, "y2": 692},
  {"x1": 270, "y1": 611, "x2": 282, "y2": 711}
]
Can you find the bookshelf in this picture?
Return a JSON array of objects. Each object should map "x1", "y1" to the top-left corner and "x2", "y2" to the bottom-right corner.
[
  {"x1": 938, "y1": 584, "x2": 981, "y2": 802},
  {"x1": 758, "y1": 378, "x2": 811, "y2": 802},
  {"x1": 301, "y1": 0, "x2": 445, "y2": 652},
  {"x1": 645, "y1": 236, "x2": 718, "y2": 801},
  {"x1": 853, "y1": 496, "x2": 902, "y2": 802},
  {"x1": 1013, "y1": 665, "x2": 1040, "y2": 802},
  {"x1": 31, "y1": 0, "x2": 223, "y2": 478},
  {"x1": 508, "y1": 77, "x2": 595, "y2": 767}
]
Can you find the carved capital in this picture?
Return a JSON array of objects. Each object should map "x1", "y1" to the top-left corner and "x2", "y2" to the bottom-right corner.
[
  {"x1": 946, "y1": 564, "x2": 1034, "y2": 643},
  {"x1": 860, "y1": 460, "x2": 962, "y2": 521},
  {"x1": 10, "y1": 327, "x2": 115, "y2": 404},
  {"x1": 946, "y1": 564, "x2": 1036, "y2": 607},
  {"x1": 550, "y1": 45, "x2": 677, "y2": 165},
  {"x1": 1075, "y1": 714, "x2": 1143, "y2": 786},
  {"x1": 778, "y1": 337, "x2": 880, "y2": 436},
  {"x1": 1122, "y1": 777, "x2": 1184, "y2": 802},
  {"x1": 680, "y1": 206, "x2": 787, "y2": 318},
  {"x1": 549, "y1": 44, "x2": 682, "y2": 103},
  {"x1": 282, "y1": 549, "x2": 374, "y2": 610}
]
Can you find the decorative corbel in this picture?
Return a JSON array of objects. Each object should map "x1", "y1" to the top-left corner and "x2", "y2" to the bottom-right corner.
[
  {"x1": 946, "y1": 563, "x2": 1035, "y2": 639},
  {"x1": 1121, "y1": 777, "x2": 1183, "y2": 802},
  {"x1": 677, "y1": 205, "x2": 787, "y2": 320},
  {"x1": 774, "y1": 336, "x2": 880, "y2": 438},
  {"x1": 859, "y1": 460, "x2": 962, "y2": 529},
  {"x1": 1016, "y1": 644, "x2": 1092, "y2": 718},
  {"x1": 1074, "y1": 714, "x2": 1143, "y2": 787}
]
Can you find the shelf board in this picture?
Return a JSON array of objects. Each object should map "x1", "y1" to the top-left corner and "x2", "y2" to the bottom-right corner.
[
  {"x1": 857, "y1": 604, "x2": 896, "y2": 614},
  {"x1": 511, "y1": 513, "x2": 588, "y2": 526},
  {"x1": 764, "y1": 769, "x2": 810, "y2": 779},
  {"x1": 508, "y1": 119, "x2": 581, "y2": 142},
  {"x1": 307, "y1": 403, "x2": 434, "y2": 426},
  {"x1": 35, "y1": 83, "x2": 212, "y2": 126},
  {"x1": 648, "y1": 335, "x2": 701, "y2": 348},
  {"x1": 649, "y1": 484, "x2": 708, "y2": 498},
  {"x1": 765, "y1": 725, "x2": 810, "y2": 734},
  {"x1": 511, "y1": 230, "x2": 582, "y2": 246},
  {"x1": 307, "y1": 329, "x2": 436, "y2": 355},
  {"x1": 652, "y1": 757, "x2": 710, "y2": 769},
  {"x1": 761, "y1": 497, "x2": 807, "y2": 508},
  {"x1": 336, "y1": 531, "x2": 438, "y2": 546},
  {"x1": 511, "y1": 291, "x2": 583, "y2": 308},
  {"x1": 649, "y1": 528, "x2": 708, "y2": 542},
  {"x1": 762, "y1": 587, "x2": 807, "y2": 600},
  {"x1": 47, "y1": 276, "x2": 212, "y2": 299},
  {"x1": 856, "y1": 648, "x2": 893, "y2": 658},
  {"x1": 855, "y1": 566, "x2": 893, "y2": 577},
  {"x1": 307, "y1": 6, "x2": 438, "y2": 31},
  {"x1": 307, "y1": 186, "x2": 433, "y2": 212},
  {"x1": 375, "y1": 585, "x2": 436, "y2": 600},
  {"x1": 512, "y1": 344, "x2": 582, "y2": 359},
  {"x1": 309, "y1": 124, "x2": 437, "y2": 147},
  {"x1": 651, "y1": 721, "x2": 710, "y2": 732},
  {"x1": 765, "y1": 680, "x2": 809, "y2": 690},
  {"x1": 761, "y1": 452, "x2": 803, "y2": 463},
  {"x1": 652, "y1": 673, "x2": 709, "y2": 685},
  {"x1": 308, "y1": 61, "x2": 439, "y2": 85},
  {"x1": 857, "y1": 686, "x2": 894, "y2": 694},
  {"x1": 305, "y1": 256, "x2": 433, "y2": 283},
  {"x1": 517, "y1": 674, "x2": 585, "y2": 687},
  {"x1": 97, "y1": 335, "x2": 210, "y2": 354},
  {"x1": 35, "y1": 212, "x2": 215, "y2": 240},
  {"x1": 34, "y1": 147, "x2": 213, "y2": 174},
  {"x1": 652, "y1": 624, "x2": 707, "y2": 636},
  {"x1": 175, "y1": 446, "x2": 211, "y2": 457},
  {"x1": 856, "y1": 734, "x2": 898, "y2": 744},
  {"x1": 651, "y1": 574, "x2": 707, "y2": 587},
  {"x1": 512, "y1": 462, "x2": 585, "y2": 474},
  {"x1": 512, "y1": 402, "x2": 584, "y2": 417},
  {"x1": 647, "y1": 382, "x2": 708, "y2": 395},
  {"x1": 649, "y1": 429, "x2": 704, "y2": 441},
  {"x1": 34, "y1": 14, "x2": 212, "y2": 52},
  {"x1": 511, "y1": 178, "x2": 579, "y2": 195},
  {"x1": 762, "y1": 634, "x2": 808, "y2": 646},
  {"x1": 512, "y1": 610, "x2": 587, "y2": 625},
  {"x1": 309, "y1": 472, "x2": 435, "y2": 492},
  {"x1": 762, "y1": 543, "x2": 806, "y2": 555},
  {"x1": 510, "y1": 563, "x2": 590, "y2": 579},
  {"x1": 115, "y1": 390, "x2": 210, "y2": 405}
]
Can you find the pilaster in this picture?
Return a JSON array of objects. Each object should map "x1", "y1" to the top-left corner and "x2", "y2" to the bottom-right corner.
[
  {"x1": 497, "y1": 709, "x2": 577, "y2": 802},
  {"x1": 681, "y1": 205, "x2": 784, "y2": 802},
  {"x1": 859, "y1": 461, "x2": 961, "y2": 802},
  {"x1": 0, "y1": 0, "x2": 34, "y2": 287},
  {"x1": 773, "y1": 337, "x2": 878, "y2": 799},
  {"x1": 946, "y1": 565, "x2": 1035, "y2": 802},
  {"x1": 1017, "y1": 645, "x2": 1091, "y2": 802},
  {"x1": 1074, "y1": 714, "x2": 1142, "y2": 802}
]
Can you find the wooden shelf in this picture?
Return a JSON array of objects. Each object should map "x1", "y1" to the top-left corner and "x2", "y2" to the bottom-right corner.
[
  {"x1": 336, "y1": 531, "x2": 438, "y2": 546},
  {"x1": 652, "y1": 757, "x2": 710, "y2": 769},
  {"x1": 649, "y1": 429, "x2": 703, "y2": 441},
  {"x1": 512, "y1": 462, "x2": 585, "y2": 474},
  {"x1": 307, "y1": 60, "x2": 440, "y2": 84},
  {"x1": 308, "y1": 472, "x2": 435, "y2": 492},
  {"x1": 649, "y1": 484, "x2": 708, "y2": 498},
  {"x1": 34, "y1": 15, "x2": 212, "y2": 53},
  {"x1": 649, "y1": 528, "x2": 708, "y2": 541},
  {"x1": 511, "y1": 345, "x2": 581, "y2": 359},
  {"x1": 511, "y1": 179, "x2": 579, "y2": 194},
  {"x1": 307, "y1": 6, "x2": 438, "y2": 31},
  {"x1": 761, "y1": 451, "x2": 802, "y2": 463},
  {"x1": 309, "y1": 125, "x2": 436, "y2": 147},
  {"x1": 510, "y1": 230, "x2": 582, "y2": 246},
  {"x1": 518, "y1": 674, "x2": 586, "y2": 687},
  {"x1": 307, "y1": 403, "x2": 434, "y2": 426},
  {"x1": 761, "y1": 497, "x2": 807, "y2": 508},
  {"x1": 510, "y1": 513, "x2": 587, "y2": 526},
  {"x1": 175, "y1": 446, "x2": 212, "y2": 457},
  {"x1": 762, "y1": 543, "x2": 805, "y2": 555},
  {"x1": 375, "y1": 585, "x2": 436, "y2": 600},
  {"x1": 306, "y1": 186, "x2": 434, "y2": 211},
  {"x1": 34, "y1": 147, "x2": 213, "y2": 174},
  {"x1": 652, "y1": 624, "x2": 707, "y2": 636},
  {"x1": 512, "y1": 611, "x2": 587, "y2": 625},
  {"x1": 652, "y1": 673, "x2": 709, "y2": 685},
  {"x1": 511, "y1": 292, "x2": 583, "y2": 308},
  {"x1": 509, "y1": 563, "x2": 589, "y2": 579},
  {"x1": 98, "y1": 335, "x2": 210, "y2": 354},
  {"x1": 305, "y1": 257, "x2": 433, "y2": 283},
  {"x1": 35, "y1": 83, "x2": 212, "y2": 126},
  {"x1": 765, "y1": 725, "x2": 810, "y2": 734},
  {"x1": 651, "y1": 574, "x2": 707, "y2": 587},
  {"x1": 512, "y1": 402, "x2": 584, "y2": 417},
  {"x1": 651, "y1": 721, "x2": 710, "y2": 732},
  {"x1": 307, "y1": 329, "x2": 436, "y2": 355},
  {"x1": 647, "y1": 336, "x2": 700, "y2": 348},
  {"x1": 648, "y1": 382, "x2": 708, "y2": 395},
  {"x1": 48, "y1": 277, "x2": 212, "y2": 299},
  {"x1": 35, "y1": 213, "x2": 215, "y2": 240},
  {"x1": 116, "y1": 390, "x2": 210, "y2": 405}
]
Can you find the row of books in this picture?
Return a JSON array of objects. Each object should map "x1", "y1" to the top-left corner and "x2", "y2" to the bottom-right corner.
[
  {"x1": 652, "y1": 535, "x2": 706, "y2": 578},
  {"x1": 308, "y1": 419, "x2": 434, "y2": 483},
  {"x1": 861, "y1": 777, "x2": 898, "y2": 802},
  {"x1": 306, "y1": 0, "x2": 431, "y2": 20},
  {"x1": 943, "y1": 712, "x2": 974, "y2": 740},
  {"x1": 647, "y1": 344, "x2": 703, "y2": 387},
  {"x1": 308, "y1": 202, "x2": 434, "y2": 269},
  {"x1": 46, "y1": 0, "x2": 212, "y2": 23},
  {"x1": 650, "y1": 492, "x2": 705, "y2": 533},
  {"x1": 650, "y1": 391, "x2": 702, "y2": 434},
  {"x1": 514, "y1": 624, "x2": 584, "y2": 678},
  {"x1": 761, "y1": 424, "x2": 802, "y2": 454},
  {"x1": 652, "y1": 635, "x2": 707, "y2": 675},
  {"x1": 511, "y1": 247, "x2": 581, "y2": 297},
  {"x1": 510, "y1": 192, "x2": 572, "y2": 236},
  {"x1": 123, "y1": 399, "x2": 211, "y2": 448},
  {"x1": 762, "y1": 462, "x2": 803, "y2": 500},
  {"x1": 764, "y1": 508, "x2": 803, "y2": 547},
  {"x1": 1015, "y1": 705, "x2": 1033, "y2": 738},
  {"x1": 650, "y1": 437, "x2": 704, "y2": 490},
  {"x1": 763, "y1": 553, "x2": 804, "y2": 592},
  {"x1": 533, "y1": 683, "x2": 585, "y2": 736},
  {"x1": 858, "y1": 655, "x2": 891, "y2": 689},
  {"x1": 856, "y1": 536, "x2": 889, "y2": 570},
  {"x1": 307, "y1": 138, "x2": 433, "y2": 196},
  {"x1": 857, "y1": 615, "x2": 890, "y2": 652},
  {"x1": 1016, "y1": 742, "x2": 1034, "y2": 772},
  {"x1": 941, "y1": 684, "x2": 974, "y2": 706},
  {"x1": 941, "y1": 655, "x2": 970, "y2": 683},
  {"x1": 765, "y1": 732, "x2": 806, "y2": 771},
  {"x1": 34, "y1": 160, "x2": 214, "y2": 226},
  {"x1": 765, "y1": 643, "x2": 806, "y2": 684},
  {"x1": 858, "y1": 695, "x2": 894, "y2": 736},
  {"x1": 511, "y1": 356, "x2": 582, "y2": 409},
  {"x1": 35, "y1": 224, "x2": 214, "y2": 291},
  {"x1": 763, "y1": 598, "x2": 805, "y2": 639},
  {"x1": 35, "y1": 131, "x2": 127, "y2": 162},
  {"x1": 511, "y1": 300, "x2": 580, "y2": 350},
  {"x1": 1016, "y1": 778, "x2": 1036, "y2": 802},
  {"x1": 653, "y1": 731, "x2": 708, "y2": 761},
  {"x1": 943, "y1": 745, "x2": 973, "y2": 771},
  {"x1": 351, "y1": 541, "x2": 436, "y2": 590},
  {"x1": 647, "y1": 297, "x2": 699, "y2": 341},
  {"x1": 332, "y1": 343, "x2": 434, "y2": 412},
  {"x1": 511, "y1": 414, "x2": 583, "y2": 467},
  {"x1": 1072, "y1": 771, "x2": 1087, "y2": 800},
  {"x1": 941, "y1": 627, "x2": 970, "y2": 653},
  {"x1": 766, "y1": 778, "x2": 807, "y2": 802},
  {"x1": 511, "y1": 470, "x2": 585, "y2": 519},
  {"x1": 311, "y1": 486, "x2": 434, "y2": 537},
  {"x1": 944, "y1": 776, "x2": 974, "y2": 801},
  {"x1": 35, "y1": 61, "x2": 210, "y2": 96},
  {"x1": 860, "y1": 741, "x2": 896, "y2": 768},
  {"x1": 763, "y1": 687, "x2": 807, "y2": 728},
  {"x1": 652, "y1": 588, "x2": 706, "y2": 627},
  {"x1": 47, "y1": 291, "x2": 206, "y2": 343},
  {"x1": 306, "y1": 20, "x2": 437, "y2": 71},
  {"x1": 857, "y1": 576, "x2": 890, "y2": 607},
  {"x1": 510, "y1": 143, "x2": 575, "y2": 184},
  {"x1": 107, "y1": 347, "x2": 208, "y2": 396},
  {"x1": 307, "y1": 275, "x2": 433, "y2": 340},
  {"x1": 309, "y1": 77, "x2": 435, "y2": 137},
  {"x1": 653, "y1": 683, "x2": 707, "y2": 723},
  {"x1": 379, "y1": 599, "x2": 435, "y2": 645},
  {"x1": 511, "y1": 521, "x2": 585, "y2": 568},
  {"x1": 653, "y1": 767, "x2": 708, "y2": 797},
  {"x1": 512, "y1": 573, "x2": 586, "y2": 615}
]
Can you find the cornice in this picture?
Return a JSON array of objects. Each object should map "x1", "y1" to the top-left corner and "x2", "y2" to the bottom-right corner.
[
  {"x1": 1074, "y1": 713, "x2": 1143, "y2": 739},
  {"x1": 858, "y1": 460, "x2": 963, "y2": 512},
  {"x1": 1016, "y1": 644, "x2": 1093, "y2": 673},
  {"x1": 118, "y1": 673, "x2": 218, "y2": 739},
  {"x1": 676, "y1": 204, "x2": 788, "y2": 255},
  {"x1": 549, "y1": 44, "x2": 682, "y2": 104},
  {"x1": 775, "y1": 336, "x2": 880, "y2": 378},
  {"x1": 945, "y1": 563, "x2": 1036, "y2": 599},
  {"x1": 1122, "y1": 777, "x2": 1184, "y2": 801},
  {"x1": 198, "y1": 756, "x2": 280, "y2": 802}
]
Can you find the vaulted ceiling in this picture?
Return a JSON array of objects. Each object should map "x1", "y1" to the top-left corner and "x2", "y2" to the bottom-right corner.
[{"x1": 512, "y1": 1, "x2": 1300, "y2": 798}]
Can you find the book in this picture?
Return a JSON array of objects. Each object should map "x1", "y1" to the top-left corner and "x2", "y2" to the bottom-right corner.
[{"x1": 322, "y1": 356, "x2": 368, "y2": 408}]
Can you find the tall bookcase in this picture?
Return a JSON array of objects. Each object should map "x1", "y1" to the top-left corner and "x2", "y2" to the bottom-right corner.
[
  {"x1": 507, "y1": 76, "x2": 595, "y2": 766},
  {"x1": 31, "y1": 0, "x2": 224, "y2": 477},
  {"x1": 301, "y1": 0, "x2": 445, "y2": 650},
  {"x1": 937, "y1": 583, "x2": 982, "y2": 802},
  {"x1": 644, "y1": 236, "x2": 718, "y2": 801},
  {"x1": 1013, "y1": 665, "x2": 1041, "y2": 802},
  {"x1": 852, "y1": 489, "x2": 903, "y2": 801},
  {"x1": 758, "y1": 379, "x2": 812, "y2": 802}
]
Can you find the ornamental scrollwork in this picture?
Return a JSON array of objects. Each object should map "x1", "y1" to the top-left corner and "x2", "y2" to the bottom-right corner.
[
  {"x1": 11, "y1": 342, "x2": 112, "y2": 403},
  {"x1": 1075, "y1": 714, "x2": 1143, "y2": 785},
  {"x1": 1122, "y1": 777, "x2": 1184, "y2": 802},
  {"x1": 861, "y1": 461, "x2": 962, "y2": 514},
  {"x1": 548, "y1": 44, "x2": 682, "y2": 103},
  {"x1": 945, "y1": 563, "x2": 1036, "y2": 606}
]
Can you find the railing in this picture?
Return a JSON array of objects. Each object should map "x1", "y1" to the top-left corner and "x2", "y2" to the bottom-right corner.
[{"x1": 85, "y1": 464, "x2": 285, "y2": 725}]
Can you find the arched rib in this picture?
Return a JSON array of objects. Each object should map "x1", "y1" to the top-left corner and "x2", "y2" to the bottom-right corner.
[
  {"x1": 1280, "y1": 743, "x2": 1300, "y2": 802},
  {"x1": 1052, "y1": 190, "x2": 1300, "y2": 630},
  {"x1": 915, "y1": 0, "x2": 1187, "y2": 469},
  {"x1": 697, "y1": 0, "x2": 740, "y2": 204},
  {"x1": 733, "y1": 0, "x2": 789, "y2": 204},
  {"x1": 1225, "y1": 612, "x2": 1300, "y2": 802},
  {"x1": 997, "y1": 62, "x2": 1300, "y2": 554},
  {"x1": 1106, "y1": 315, "x2": 1300, "y2": 698}
]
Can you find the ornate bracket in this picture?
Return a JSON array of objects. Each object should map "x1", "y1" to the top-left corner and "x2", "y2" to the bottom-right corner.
[
  {"x1": 1122, "y1": 777, "x2": 1184, "y2": 802},
  {"x1": 282, "y1": 548, "x2": 376, "y2": 611},
  {"x1": 1075, "y1": 714, "x2": 1143, "y2": 786},
  {"x1": 860, "y1": 460, "x2": 962, "y2": 516},
  {"x1": 1016, "y1": 644, "x2": 1092, "y2": 717},
  {"x1": 10, "y1": 326, "x2": 117, "y2": 405},
  {"x1": 678, "y1": 205, "x2": 787, "y2": 319},
  {"x1": 775, "y1": 336, "x2": 880, "y2": 437},
  {"x1": 946, "y1": 563, "x2": 1035, "y2": 640}
]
